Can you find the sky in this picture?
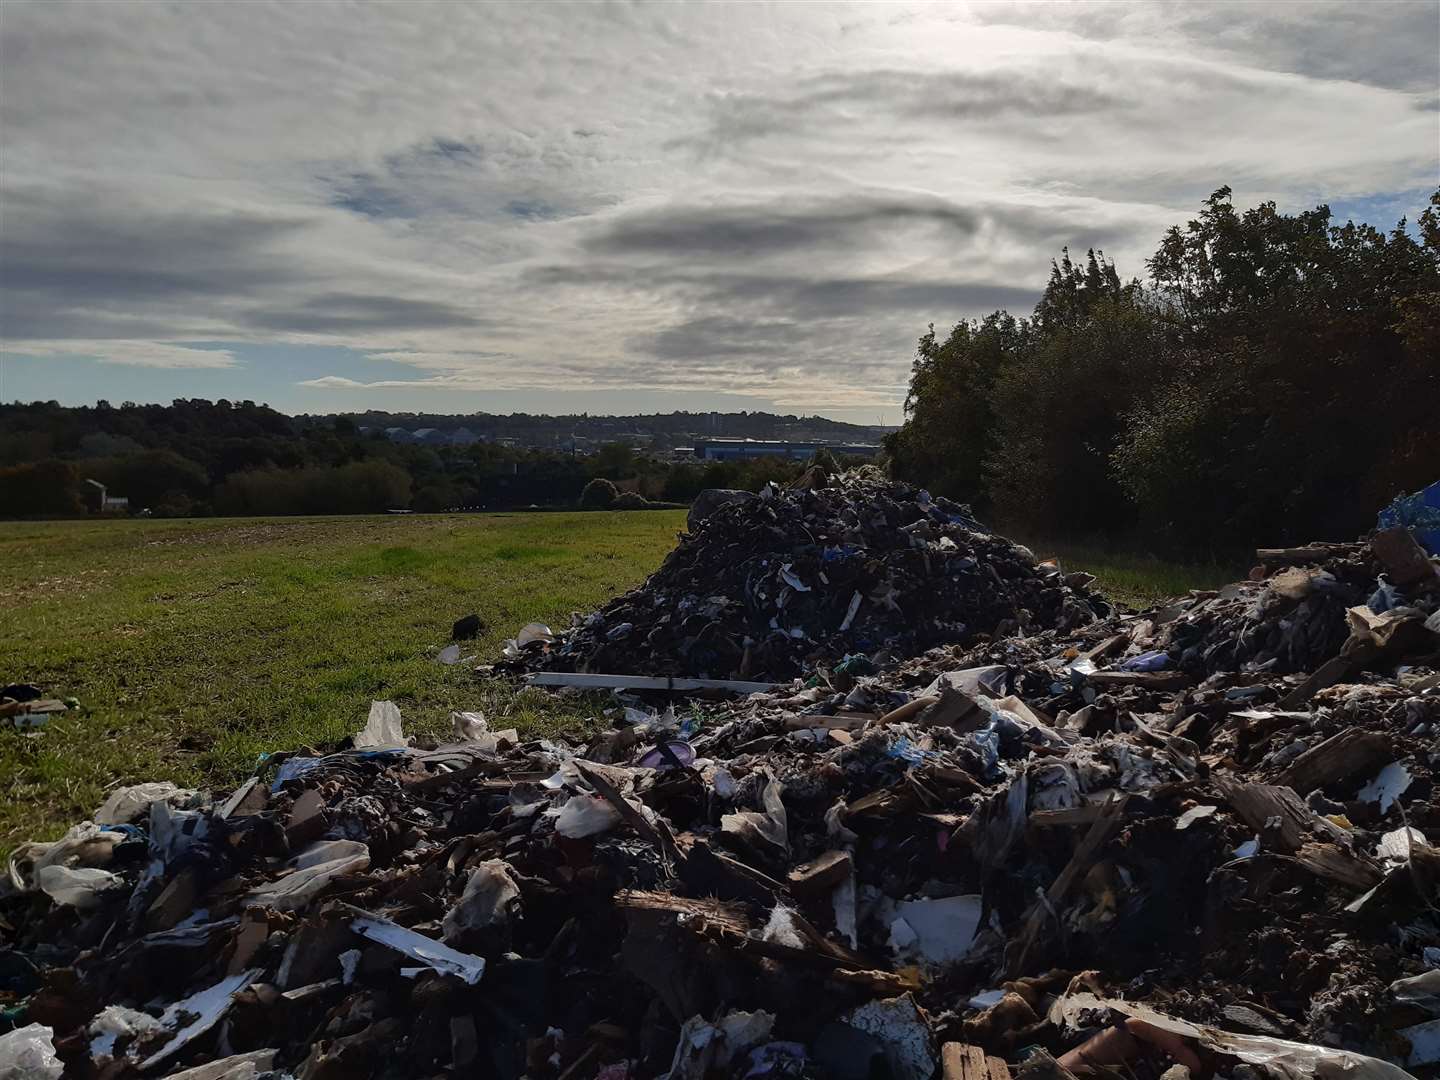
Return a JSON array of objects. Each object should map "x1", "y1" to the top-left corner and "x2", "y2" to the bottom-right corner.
[{"x1": 1, "y1": 1, "x2": 1436, "y2": 425}]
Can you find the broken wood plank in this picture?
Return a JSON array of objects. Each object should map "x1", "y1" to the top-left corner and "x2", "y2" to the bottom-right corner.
[
  {"x1": 942, "y1": 1042, "x2": 1012, "y2": 1080},
  {"x1": 1213, "y1": 775, "x2": 1345, "y2": 852},
  {"x1": 524, "y1": 672, "x2": 778, "y2": 694},
  {"x1": 1255, "y1": 544, "x2": 1348, "y2": 564},
  {"x1": 1028, "y1": 804, "x2": 1111, "y2": 828},
  {"x1": 1080, "y1": 633, "x2": 1128, "y2": 663},
  {"x1": 1279, "y1": 654, "x2": 1362, "y2": 710},
  {"x1": 1005, "y1": 793, "x2": 1128, "y2": 978},
  {"x1": 786, "y1": 850, "x2": 852, "y2": 899},
  {"x1": 847, "y1": 784, "x2": 916, "y2": 817},
  {"x1": 919, "y1": 685, "x2": 987, "y2": 731},
  {"x1": 612, "y1": 890, "x2": 753, "y2": 935},
  {"x1": 876, "y1": 695, "x2": 937, "y2": 727},
  {"x1": 1276, "y1": 729, "x2": 1391, "y2": 793},
  {"x1": 1294, "y1": 842, "x2": 1383, "y2": 889}
]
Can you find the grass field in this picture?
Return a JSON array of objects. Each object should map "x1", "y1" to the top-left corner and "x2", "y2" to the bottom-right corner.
[
  {"x1": 0, "y1": 512, "x2": 686, "y2": 851},
  {"x1": 0, "y1": 512, "x2": 1238, "y2": 849}
]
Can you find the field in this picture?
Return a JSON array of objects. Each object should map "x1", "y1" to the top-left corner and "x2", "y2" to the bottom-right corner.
[{"x1": 0, "y1": 513, "x2": 1236, "y2": 849}]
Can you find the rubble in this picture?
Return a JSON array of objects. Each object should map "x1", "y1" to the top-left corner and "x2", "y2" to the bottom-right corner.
[
  {"x1": 2, "y1": 477, "x2": 1440, "y2": 1079},
  {"x1": 497, "y1": 472, "x2": 1109, "y2": 682}
]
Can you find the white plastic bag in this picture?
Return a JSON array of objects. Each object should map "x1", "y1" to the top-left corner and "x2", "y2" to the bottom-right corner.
[
  {"x1": 8, "y1": 821, "x2": 126, "y2": 893},
  {"x1": 94, "y1": 781, "x2": 192, "y2": 825},
  {"x1": 0, "y1": 1023, "x2": 62, "y2": 1080},
  {"x1": 354, "y1": 700, "x2": 405, "y2": 749},
  {"x1": 36, "y1": 864, "x2": 123, "y2": 908},
  {"x1": 442, "y1": 859, "x2": 521, "y2": 943},
  {"x1": 555, "y1": 795, "x2": 621, "y2": 838},
  {"x1": 244, "y1": 839, "x2": 369, "y2": 912}
]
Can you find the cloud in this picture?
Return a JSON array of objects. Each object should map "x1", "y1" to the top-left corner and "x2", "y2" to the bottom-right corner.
[
  {"x1": 0, "y1": 0, "x2": 1434, "y2": 421},
  {"x1": 10, "y1": 341, "x2": 237, "y2": 369},
  {"x1": 298, "y1": 375, "x2": 421, "y2": 390},
  {"x1": 246, "y1": 294, "x2": 483, "y2": 335},
  {"x1": 586, "y1": 194, "x2": 981, "y2": 260},
  {"x1": 967, "y1": 1, "x2": 1440, "y2": 94},
  {"x1": 685, "y1": 66, "x2": 1129, "y2": 152}
]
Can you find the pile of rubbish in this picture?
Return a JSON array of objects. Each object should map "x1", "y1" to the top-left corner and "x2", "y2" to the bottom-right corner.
[
  {"x1": 4, "y1": 490, "x2": 1440, "y2": 1080},
  {"x1": 494, "y1": 472, "x2": 1109, "y2": 683}
]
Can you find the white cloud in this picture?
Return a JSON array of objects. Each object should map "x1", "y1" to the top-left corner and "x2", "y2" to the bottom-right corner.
[
  {"x1": 9, "y1": 340, "x2": 237, "y2": 369},
  {"x1": 1, "y1": 0, "x2": 1434, "y2": 420}
]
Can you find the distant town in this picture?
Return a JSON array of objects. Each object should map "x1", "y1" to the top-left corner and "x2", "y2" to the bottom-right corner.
[
  {"x1": 0, "y1": 401, "x2": 899, "y2": 518},
  {"x1": 325, "y1": 410, "x2": 895, "y2": 460}
]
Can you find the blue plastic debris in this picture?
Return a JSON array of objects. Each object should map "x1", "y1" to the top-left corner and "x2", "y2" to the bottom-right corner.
[
  {"x1": 270, "y1": 757, "x2": 323, "y2": 792},
  {"x1": 1368, "y1": 578, "x2": 1404, "y2": 613},
  {"x1": 887, "y1": 737, "x2": 936, "y2": 765},
  {"x1": 1378, "y1": 481, "x2": 1440, "y2": 556},
  {"x1": 1119, "y1": 650, "x2": 1171, "y2": 672}
]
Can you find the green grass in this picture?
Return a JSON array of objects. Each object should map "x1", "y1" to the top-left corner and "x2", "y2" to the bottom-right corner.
[
  {"x1": 1017, "y1": 535, "x2": 1242, "y2": 609},
  {"x1": 0, "y1": 511, "x2": 686, "y2": 850},
  {"x1": 0, "y1": 511, "x2": 1234, "y2": 849}
]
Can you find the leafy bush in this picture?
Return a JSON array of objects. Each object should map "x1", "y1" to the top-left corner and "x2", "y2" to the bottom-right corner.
[
  {"x1": 216, "y1": 461, "x2": 412, "y2": 516},
  {"x1": 612, "y1": 490, "x2": 650, "y2": 510},
  {"x1": 579, "y1": 478, "x2": 619, "y2": 510},
  {"x1": 0, "y1": 460, "x2": 84, "y2": 517}
]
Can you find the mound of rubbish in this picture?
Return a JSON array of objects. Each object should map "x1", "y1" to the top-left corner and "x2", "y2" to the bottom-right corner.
[
  {"x1": 4, "y1": 510, "x2": 1440, "y2": 1079},
  {"x1": 496, "y1": 472, "x2": 1109, "y2": 682}
]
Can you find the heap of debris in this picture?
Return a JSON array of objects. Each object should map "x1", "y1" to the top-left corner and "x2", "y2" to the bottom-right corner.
[
  {"x1": 3, "y1": 519, "x2": 1440, "y2": 1079},
  {"x1": 496, "y1": 473, "x2": 1108, "y2": 682}
]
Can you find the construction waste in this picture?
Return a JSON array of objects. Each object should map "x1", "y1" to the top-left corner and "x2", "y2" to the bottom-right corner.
[
  {"x1": 3, "y1": 479, "x2": 1440, "y2": 1080},
  {"x1": 496, "y1": 471, "x2": 1109, "y2": 683}
]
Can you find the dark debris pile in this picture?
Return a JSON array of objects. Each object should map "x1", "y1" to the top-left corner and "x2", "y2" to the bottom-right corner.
[
  {"x1": 495, "y1": 473, "x2": 1109, "y2": 683},
  {"x1": 3, "y1": 505, "x2": 1440, "y2": 1080}
]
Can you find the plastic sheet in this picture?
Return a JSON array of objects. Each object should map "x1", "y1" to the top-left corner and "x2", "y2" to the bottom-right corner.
[
  {"x1": 0, "y1": 1023, "x2": 62, "y2": 1080},
  {"x1": 354, "y1": 699, "x2": 405, "y2": 749}
]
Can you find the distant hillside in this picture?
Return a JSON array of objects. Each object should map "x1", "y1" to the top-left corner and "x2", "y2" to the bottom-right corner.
[
  {"x1": 299, "y1": 409, "x2": 894, "y2": 447},
  {"x1": 0, "y1": 399, "x2": 877, "y2": 518}
]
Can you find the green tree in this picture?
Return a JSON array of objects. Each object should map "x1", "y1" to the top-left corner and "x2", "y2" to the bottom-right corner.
[
  {"x1": 580, "y1": 477, "x2": 619, "y2": 509},
  {"x1": 0, "y1": 460, "x2": 85, "y2": 517}
]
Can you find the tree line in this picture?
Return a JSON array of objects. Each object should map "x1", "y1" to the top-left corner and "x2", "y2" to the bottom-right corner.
[
  {"x1": 886, "y1": 187, "x2": 1439, "y2": 554},
  {"x1": 0, "y1": 399, "x2": 828, "y2": 518}
]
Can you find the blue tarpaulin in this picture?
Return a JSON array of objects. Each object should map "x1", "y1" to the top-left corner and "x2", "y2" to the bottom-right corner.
[{"x1": 1378, "y1": 481, "x2": 1440, "y2": 556}]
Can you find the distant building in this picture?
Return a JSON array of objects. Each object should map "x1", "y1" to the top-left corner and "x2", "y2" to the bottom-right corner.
[
  {"x1": 449, "y1": 427, "x2": 480, "y2": 446},
  {"x1": 384, "y1": 427, "x2": 416, "y2": 443},
  {"x1": 82, "y1": 479, "x2": 130, "y2": 514},
  {"x1": 691, "y1": 438, "x2": 880, "y2": 461},
  {"x1": 412, "y1": 427, "x2": 452, "y2": 446}
]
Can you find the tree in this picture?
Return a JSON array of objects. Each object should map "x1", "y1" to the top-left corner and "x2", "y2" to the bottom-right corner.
[
  {"x1": 592, "y1": 442, "x2": 636, "y2": 479},
  {"x1": 580, "y1": 478, "x2": 619, "y2": 509},
  {"x1": 889, "y1": 187, "x2": 1440, "y2": 553},
  {"x1": 0, "y1": 460, "x2": 84, "y2": 517}
]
